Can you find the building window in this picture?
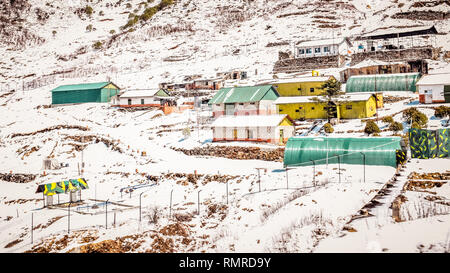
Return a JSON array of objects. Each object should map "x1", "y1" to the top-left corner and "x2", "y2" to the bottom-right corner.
[
  {"x1": 306, "y1": 48, "x2": 312, "y2": 54},
  {"x1": 346, "y1": 105, "x2": 352, "y2": 110},
  {"x1": 279, "y1": 109, "x2": 283, "y2": 112},
  {"x1": 315, "y1": 47, "x2": 321, "y2": 53},
  {"x1": 250, "y1": 102, "x2": 255, "y2": 105},
  {"x1": 141, "y1": 99, "x2": 145, "y2": 105},
  {"x1": 310, "y1": 88, "x2": 314, "y2": 93},
  {"x1": 298, "y1": 48, "x2": 305, "y2": 55},
  {"x1": 323, "y1": 46, "x2": 330, "y2": 53},
  {"x1": 311, "y1": 107, "x2": 315, "y2": 110},
  {"x1": 297, "y1": 87, "x2": 302, "y2": 91},
  {"x1": 295, "y1": 109, "x2": 299, "y2": 112},
  {"x1": 128, "y1": 99, "x2": 132, "y2": 105},
  {"x1": 239, "y1": 103, "x2": 244, "y2": 105},
  {"x1": 299, "y1": 107, "x2": 303, "y2": 109}
]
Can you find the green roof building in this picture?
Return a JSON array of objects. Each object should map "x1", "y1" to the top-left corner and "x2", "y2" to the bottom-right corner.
[
  {"x1": 208, "y1": 85, "x2": 280, "y2": 117},
  {"x1": 51, "y1": 82, "x2": 120, "y2": 105}
]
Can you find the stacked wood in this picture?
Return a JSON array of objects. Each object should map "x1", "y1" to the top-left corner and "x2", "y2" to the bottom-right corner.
[
  {"x1": 0, "y1": 173, "x2": 36, "y2": 183},
  {"x1": 172, "y1": 145, "x2": 284, "y2": 162},
  {"x1": 11, "y1": 125, "x2": 90, "y2": 138}
]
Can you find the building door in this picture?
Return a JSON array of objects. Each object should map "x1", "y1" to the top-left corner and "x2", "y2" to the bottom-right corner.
[
  {"x1": 128, "y1": 99, "x2": 132, "y2": 105},
  {"x1": 444, "y1": 86, "x2": 450, "y2": 103},
  {"x1": 279, "y1": 129, "x2": 284, "y2": 145},
  {"x1": 225, "y1": 104, "x2": 235, "y2": 115},
  {"x1": 233, "y1": 129, "x2": 238, "y2": 140},
  {"x1": 247, "y1": 129, "x2": 253, "y2": 139},
  {"x1": 425, "y1": 91, "x2": 432, "y2": 104}
]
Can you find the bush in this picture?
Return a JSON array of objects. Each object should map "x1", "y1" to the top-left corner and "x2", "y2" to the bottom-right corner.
[
  {"x1": 389, "y1": 121, "x2": 404, "y2": 133},
  {"x1": 403, "y1": 108, "x2": 428, "y2": 128},
  {"x1": 109, "y1": 29, "x2": 116, "y2": 34},
  {"x1": 364, "y1": 120, "x2": 380, "y2": 135},
  {"x1": 435, "y1": 106, "x2": 450, "y2": 119},
  {"x1": 85, "y1": 5, "x2": 93, "y2": 16},
  {"x1": 382, "y1": 116, "x2": 394, "y2": 124},
  {"x1": 92, "y1": 41, "x2": 103, "y2": 49},
  {"x1": 86, "y1": 24, "x2": 93, "y2": 32},
  {"x1": 323, "y1": 123, "x2": 334, "y2": 134}
]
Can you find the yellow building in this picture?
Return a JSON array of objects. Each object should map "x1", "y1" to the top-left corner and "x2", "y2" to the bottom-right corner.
[
  {"x1": 269, "y1": 76, "x2": 336, "y2": 97},
  {"x1": 274, "y1": 93, "x2": 378, "y2": 120}
]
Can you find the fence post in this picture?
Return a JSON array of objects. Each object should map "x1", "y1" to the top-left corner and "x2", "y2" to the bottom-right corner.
[
  {"x1": 105, "y1": 199, "x2": 109, "y2": 229},
  {"x1": 169, "y1": 189, "x2": 173, "y2": 219},
  {"x1": 31, "y1": 213, "x2": 34, "y2": 245},
  {"x1": 197, "y1": 190, "x2": 202, "y2": 215},
  {"x1": 361, "y1": 152, "x2": 366, "y2": 183},
  {"x1": 337, "y1": 155, "x2": 341, "y2": 184},
  {"x1": 311, "y1": 160, "x2": 316, "y2": 187}
]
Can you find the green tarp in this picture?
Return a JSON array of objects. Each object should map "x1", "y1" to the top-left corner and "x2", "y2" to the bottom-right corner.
[
  {"x1": 345, "y1": 73, "x2": 421, "y2": 93},
  {"x1": 283, "y1": 137, "x2": 404, "y2": 168},
  {"x1": 409, "y1": 128, "x2": 449, "y2": 158}
]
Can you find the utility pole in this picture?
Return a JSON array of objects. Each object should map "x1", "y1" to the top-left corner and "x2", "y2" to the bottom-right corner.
[
  {"x1": 311, "y1": 160, "x2": 316, "y2": 187},
  {"x1": 68, "y1": 201, "x2": 72, "y2": 233},
  {"x1": 169, "y1": 189, "x2": 173, "y2": 219},
  {"x1": 105, "y1": 199, "x2": 109, "y2": 229}
]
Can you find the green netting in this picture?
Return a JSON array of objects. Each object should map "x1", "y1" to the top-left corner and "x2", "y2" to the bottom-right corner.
[
  {"x1": 438, "y1": 128, "x2": 449, "y2": 158},
  {"x1": 283, "y1": 137, "x2": 402, "y2": 168},
  {"x1": 409, "y1": 128, "x2": 449, "y2": 159},
  {"x1": 346, "y1": 73, "x2": 420, "y2": 93}
]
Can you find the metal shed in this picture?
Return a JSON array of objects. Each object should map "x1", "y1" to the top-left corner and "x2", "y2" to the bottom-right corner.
[
  {"x1": 345, "y1": 73, "x2": 421, "y2": 93},
  {"x1": 283, "y1": 136, "x2": 405, "y2": 168},
  {"x1": 51, "y1": 82, "x2": 120, "y2": 105}
]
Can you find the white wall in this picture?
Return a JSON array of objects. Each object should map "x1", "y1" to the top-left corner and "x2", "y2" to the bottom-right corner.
[
  {"x1": 418, "y1": 85, "x2": 445, "y2": 102},
  {"x1": 119, "y1": 96, "x2": 160, "y2": 105}
]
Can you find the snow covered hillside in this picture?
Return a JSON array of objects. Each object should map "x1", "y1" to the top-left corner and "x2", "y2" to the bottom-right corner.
[
  {"x1": 0, "y1": 0, "x2": 449, "y2": 253},
  {"x1": 1, "y1": 0, "x2": 450, "y2": 88}
]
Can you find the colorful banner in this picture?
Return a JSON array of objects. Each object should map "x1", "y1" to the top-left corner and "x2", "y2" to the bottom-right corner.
[
  {"x1": 409, "y1": 129, "x2": 449, "y2": 159},
  {"x1": 36, "y1": 178, "x2": 88, "y2": 196}
]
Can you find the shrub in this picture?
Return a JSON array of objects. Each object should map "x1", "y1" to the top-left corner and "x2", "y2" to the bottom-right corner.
[
  {"x1": 85, "y1": 5, "x2": 93, "y2": 16},
  {"x1": 323, "y1": 123, "x2": 334, "y2": 134},
  {"x1": 52, "y1": 30, "x2": 57, "y2": 36},
  {"x1": 382, "y1": 116, "x2": 394, "y2": 124},
  {"x1": 109, "y1": 29, "x2": 116, "y2": 34},
  {"x1": 364, "y1": 120, "x2": 380, "y2": 135},
  {"x1": 389, "y1": 121, "x2": 404, "y2": 133},
  {"x1": 403, "y1": 108, "x2": 428, "y2": 128},
  {"x1": 86, "y1": 24, "x2": 93, "y2": 32},
  {"x1": 411, "y1": 122, "x2": 421, "y2": 129},
  {"x1": 434, "y1": 106, "x2": 450, "y2": 119},
  {"x1": 92, "y1": 41, "x2": 103, "y2": 49}
]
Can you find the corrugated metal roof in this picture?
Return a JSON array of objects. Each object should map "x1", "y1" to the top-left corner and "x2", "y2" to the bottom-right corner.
[
  {"x1": 416, "y1": 73, "x2": 450, "y2": 85},
  {"x1": 348, "y1": 58, "x2": 405, "y2": 69},
  {"x1": 274, "y1": 94, "x2": 374, "y2": 104},
  {"x1": 208, "y1": 85, "x2": 278, "y2": 104},
  {"x1": 296, "y1": 37, "x2": 346, "y2": 47},
  {"x1": 120, "y1": 89, "x2": 161, "y2": 98},
  {"x1": 272, "y1": 76, "x2": 332, "y2": 84},
  {"x1": 52, "y1": 82, "x2": 115, "y2": 92},
  {"x1": 359, "y1": 25, "x2": 437, "y2": 40},
  {"x1": 284, "y1": 137, "x2": 402, "y2": 168},
  {"x1": 211, "y1": 114, "x2": 289, "y2": 127}
]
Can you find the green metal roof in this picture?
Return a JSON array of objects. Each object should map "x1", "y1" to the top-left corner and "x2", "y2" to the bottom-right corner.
[
  {"x1": 283, "y1": 136, "x2": 403, "y2": 168},
  {"x1": 345, "y1": 73, "x2": 420, "y2": 93},
  {"x1": 52, "y1": 82, "x2": 117, "y2": 92},
  {"x1": 208, "y1": 85, "x2": 279, "y2": 104}
]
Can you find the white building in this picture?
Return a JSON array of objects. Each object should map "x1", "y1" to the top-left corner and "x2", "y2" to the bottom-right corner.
[
  {"x1": 416, "y1": 73, "x2": 450, "y2": 104},
  {"x1": 211, "y1": 114, "x2": 295, "y2": 145},
  {"x1": 111, "y1": 89, "x2": 174, "y2": 107},
  {"x1": 295, "y1": 37, "x2": 352, "y2": 58}
]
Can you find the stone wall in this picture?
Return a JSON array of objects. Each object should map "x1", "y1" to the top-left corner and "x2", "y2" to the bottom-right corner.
[
  {"x1": 350, "y1": 47, "x2": 436, "y2": 66},
  {"x1": 273, "y1": 55, "x2": 341, "y2": 74}
]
